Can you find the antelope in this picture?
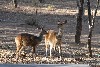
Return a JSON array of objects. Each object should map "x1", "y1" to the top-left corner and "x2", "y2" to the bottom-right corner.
[
  {"x1": 15, "y1": 22, "x2": 47, "y2": 60},
  {"x1": 45, "y1": 20, "x2": 67, "y2": 58}
]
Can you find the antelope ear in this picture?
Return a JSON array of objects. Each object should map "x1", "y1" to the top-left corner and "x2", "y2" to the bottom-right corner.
[
  {"x1": 47, "y1": 30, "x2": 49, "y2": 33},
  {"x1": 40, "y1": 28, "x2": 43, "y2": 31},
  {"x1": 35, "y1": 28, "x2": 39, "y2": 31},
  {"x1": 57, "y1": 21, "x2": 61, "y2": 25}
]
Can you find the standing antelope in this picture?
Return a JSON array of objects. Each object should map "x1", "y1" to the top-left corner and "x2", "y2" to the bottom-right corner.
[
  {"x1": 45, "y1": 20, "x2": 67, "y2": 58},
  {"x1": 15, "y1": 22, "x2": 47, "y2": 60}
]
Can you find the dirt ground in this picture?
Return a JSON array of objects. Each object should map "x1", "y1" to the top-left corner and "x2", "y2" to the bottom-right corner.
[{"x1": 0, "y1": 0, "x2": 100, "y2": 65}]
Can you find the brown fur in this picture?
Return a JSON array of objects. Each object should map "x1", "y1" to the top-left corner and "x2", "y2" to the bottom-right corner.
[
  {"x1": 45, "y1": 30, "x2": 61, "y2": 57},
  {"x1": 45, "y1": 20, "x2": 67, "y2": 58},
  {"x1": 15, "y1": 29, "x2": 47, "y2": 59}
]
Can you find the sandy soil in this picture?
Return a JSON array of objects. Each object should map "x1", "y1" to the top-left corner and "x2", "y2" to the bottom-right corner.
[{"x1": 0, "y1": 0, "x2": 100, "y2": 65}]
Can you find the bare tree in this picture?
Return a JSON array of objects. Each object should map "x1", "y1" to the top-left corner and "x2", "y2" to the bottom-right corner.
[
  {"x1": 87, "y1": 0, "x2": 99, "y2": 57},
  {"x1": 75, "y1": 0, "x2": 84, "y2": 44}
]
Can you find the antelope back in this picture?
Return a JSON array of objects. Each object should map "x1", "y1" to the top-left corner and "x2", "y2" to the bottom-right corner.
[{"x1": 15, "y1": 33, "x2": 36, "y2": 46}]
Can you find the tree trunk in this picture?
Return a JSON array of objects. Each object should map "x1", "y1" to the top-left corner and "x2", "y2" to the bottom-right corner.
[
  {"x1": 87, "y1": 0, "x2": 99, "y2": 58},
  {"x1": 13, "y1": 0, "x2": 18, "y2": 8},
  {"x1": 87, "y1": 0, "x2": 92, "y2": 58},
  {"x1": 75, "y1": 0, "x2": 84, "y2": 44}
]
